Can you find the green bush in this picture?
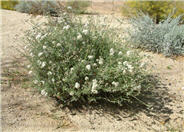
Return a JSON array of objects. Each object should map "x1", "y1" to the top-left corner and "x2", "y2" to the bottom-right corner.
[
  {"x1": 66, "y1": 0, "x2": 90, "y2": 14},
  {"x1": 15, "y1": 0, "x2": 64, "y2": 16},
  {"x1": 122, "y1": 13, "x2": 184, "y2": 56},
  {"x1": 121, "y1": 1, "x2": 184, "y2": 23},
  {"x1": 24, "y1": 12, "x2": 154, "y2": 106},
  {"x1": 0, "y1": 0, "x2": 19, "y2": 11}
]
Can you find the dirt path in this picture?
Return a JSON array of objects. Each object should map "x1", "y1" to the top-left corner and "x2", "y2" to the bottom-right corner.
[{"x1": 1, "y1": 9, "x2": 184, "y2": 132}]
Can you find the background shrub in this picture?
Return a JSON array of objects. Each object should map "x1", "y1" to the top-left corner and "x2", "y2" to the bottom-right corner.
[
  {"x1": 0, "y1": 0, "x2": 19, "y2": 11},
  {"x1": 15, "y1": 0, "x2": 90, "y2": 16},
  {"x1": 122, "y1": 13, "x2": 184, "y2": 56},
  {"x1": 66, "y1": 0, "x2": 91, "y2": 14},
  {"x1": 24, "y1": 12, "x2": 153, "y2": 106},
  {"x1": 121, "y1": 1, "x2": 184, "y2": 23},
  {"x1": 15, "y1": 0, "x2": 64, "y2": 16}
]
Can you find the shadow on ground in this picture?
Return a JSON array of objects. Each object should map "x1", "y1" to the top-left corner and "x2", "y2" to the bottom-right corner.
[
  {"x1": 57, "y1": 75, "x2": 174, "y2": 126},
  {"x1": 1, "y1": 54, "x2": 176, "y2": 131}
]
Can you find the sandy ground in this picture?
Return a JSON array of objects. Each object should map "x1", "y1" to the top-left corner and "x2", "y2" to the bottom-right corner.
[
  {"x1": 87, "y1": 1, "x2": 124, "y2": 16},
  {"x1": 1, "y1": 9, "x2": 184, "y2": 132}
]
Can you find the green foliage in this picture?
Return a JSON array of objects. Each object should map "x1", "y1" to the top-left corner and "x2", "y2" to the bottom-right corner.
[
  {"x1": 122, "y1": 13, "x2": 184, "y2": 56},
  {"x1": 15, "y1": 0, "x2": 63, "y2": 16},
  {"x1": 121, "y1": 1, "x2": 184, "y2": 23},
  {"x1": 24, "y1": 12, "x2": 154, "y2": 106},
  {"x1": 66, "y1": 0, "x2": 91, "y2": 14},
  {"x1": 0, "y1": 0, "x2": 19, "y2": 11}
]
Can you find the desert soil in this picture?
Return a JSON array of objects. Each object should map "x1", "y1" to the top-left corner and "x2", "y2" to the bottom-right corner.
[{"x1": 1, "y1": 9, "x2": 184, "y2": 132}]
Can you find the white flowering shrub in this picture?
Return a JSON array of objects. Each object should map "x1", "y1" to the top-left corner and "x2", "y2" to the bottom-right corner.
[
  {"x1": 25, "y1": 12, "x2": 154, "y2": 106},
  {"x1": 123, "y1": 13, "x2": 184, "y2": 56}
]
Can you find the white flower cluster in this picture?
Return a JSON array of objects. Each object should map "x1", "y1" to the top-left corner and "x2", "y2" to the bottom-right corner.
[
  {"x1": 36, "y1": 33, "x2": 41, "y2": 40},
  {"x1": 84, "y1": 23, "x2": 89, "y2": 27},
  {"x1": 28, "y1": 71, "x2": 32, "y2": 75},
  {"x1": 97, "y1": 57, "x2": 103, "y2": 65},
  {"x1": 70, "y1": 67, "x2": 74, "y2": 73},
  {"x1": 43, "y1": 45, "x2": 46, "y2": 49},
  {"x1": 41, "y1": 62, "x2": 46, "y2": 68},
  {"x1": 118, "y1": 51, "x2": 123, "y2": 56},
  {"x1": 27, "y1": 65, "x2": 31, "y2": 69},
  {"x1": 24, "y1": 45, "x2": 28, "y2": 50},
  {"x1": 47, "y1": 71, "x2": 52, "y2": 76},
  {"x1": 63, "y1": 25, "x2": 70, "y2": 30},
  {"x1": 75, "y1": 82, "x2": 80, "y2": 89},
  {"x1": 41, "y1": 81, "x2": 45, "y2": 85},
  {"x1": 92, "y1": 79, "x2": 98, "y2": 94},
  {"x1": 74, "y1": 78, "x2": 99, "y2": 94},
  {"x1": 77, "y1": 33, "x2": 82, "y2": 40},
  {"x1": 30, "y1": 52, "x2": 33, "y2": 57},
  {"x1": 57, "y1": 43, "x2": 61, "y2": 47},
  {"x1": 93, "y1": 63, "x2": 97, "y2": 67},
  {"x1": 140, "y1": 62, "x2": 145, "y2": 68},
  {"x1": 38, "y1": 52, "x2": 43, "y2": 57},
  {"x1": 123, "y1": 61, "x2": 134, "y2": 73},
  {"x1": 82, "y1": 29, "x2": 88, "y2": 35},
  {"x1": 110, "y1": 48, "x2": 114, "y2": 56},
  {"x1": 112, "y1": 81, "x2": 119, "y2": 87},
  {"x1": 67, "y1": 6, "x2": 72, "y2": 10},
  {"x1": 88, "y1": 55, "x2": 93, "y2": 59},
  {"x1": 70, "y1": 91, "x2": 74, "y2": 96},
  {"x1": 136, "y1": 85, "x2": 141, "y2": 90},
  {"x1": 85, "y1": 76, "x2": 89, "y2": 81},
  {"x1": 63, "y1": 12, "x2": 67, "y2": 16},
  {"x1": 52, "y1": 41, "x2": 56, "y2": 44},
  {"x1": 35, "y1": 33, "x2": 47, "y2": 41},
  {"x1": 37, "y1": 60, "x2": 46, "y2": 68},
  {"x1": 40, "y1": 34, "x2": 47, "y2": 40},
  {"x1": 41, "y1": 89, "x2": 48, "y2": 96},
  {"x1": 34, "y1": 80, "x2": 38, "y2": 84},
  {"x1": 126, "y1": 51, "x2": 132, "y2": 56},
  {"x1": 86, "y1": 64, "x2": 91, "y2": 70}
]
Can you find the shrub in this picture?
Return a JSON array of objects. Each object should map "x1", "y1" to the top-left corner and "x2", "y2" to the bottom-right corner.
[
  {"x1": 0, "y1": 0, "x2": 19, "y2": 11},
  {"x1": 66, "y1": 0, "x2": 90, "y2": 14},
  {"x1": 121, "y1": 1, "x2": 184, "y2": 23},
  {"x1": 15, "y1": 0, "x2": 64, "y2": 16},
  {"x1": 122, "y1": 13, "x2": 184, "y2": 56},
  {"x1": 14, "y1": 0, "x2": 32, "y2": 13},
  {"x1": 24, "y1": 12, "x2": 154, "y2": 106}
]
